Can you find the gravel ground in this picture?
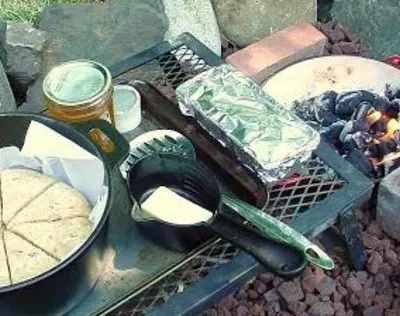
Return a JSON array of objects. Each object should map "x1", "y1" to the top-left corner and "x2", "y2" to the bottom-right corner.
[
  {"x1": 202, "y1": 205, "x2": 400, "y2": 316},
  {"x1": 202, "y1": 22, "x2": 399, "y2": 316}
]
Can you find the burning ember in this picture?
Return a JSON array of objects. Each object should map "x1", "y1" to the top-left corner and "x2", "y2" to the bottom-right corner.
[{"x1": 294, "y1": 84, "x2": 400, "y2": 179}]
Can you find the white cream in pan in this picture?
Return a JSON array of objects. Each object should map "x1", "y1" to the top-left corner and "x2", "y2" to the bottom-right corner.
[{"x1": 140, "y1": 186, "x2": 213, "y2": 225}]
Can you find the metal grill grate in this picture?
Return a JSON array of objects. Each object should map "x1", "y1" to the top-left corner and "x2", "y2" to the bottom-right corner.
[
  {"x1": 267, "y1": 157, "x2": 345, "y2": 222},
  {"x1": 153, "y1": 46, "x2": 211, "y2": 102},
  {"x1": 110, "y1": 45, "x2": 346, "y2": 315},
  {"x1": 111, "y1": 240, "x2": 239, "y2": 316}
]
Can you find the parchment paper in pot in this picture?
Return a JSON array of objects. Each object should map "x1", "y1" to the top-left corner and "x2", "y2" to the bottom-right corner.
[
  {"x1": 176, "y1": 64, "x2": 321, "y2": 183},
  {"x1": 0, "y1": 121, "x2": 108, "y2": 260}
]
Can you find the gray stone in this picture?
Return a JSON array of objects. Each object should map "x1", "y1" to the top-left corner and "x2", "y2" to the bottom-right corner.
[
  {"x1": 211, "y1": 0, "x2": 317, "y2": 47},
  {"x1": 363, "y1": 306, "x2": 383, "y2": 316},
  {"x1": 163, "y1": 0, "x2": 221, "y2": 56},
  {"x1": 39, "y1": 1, "x2": 167, "y2": 71},
  {"x1": 263, "y1": 288, "x2": 280, "y2": 303},
  {"x1": 367, "y1": 252, "x2": 383, "y2": 275},
  {"x1": 330, "y1": 0, "x2": 400, "y2": 60},
  {"x1": 377, "y1": 165, "x2": 400, "y2": 241},
  {"x1": 27, "y1": 0, "x2": 168, "y2": 111},
  {"x1": 308, "y1": 302, "x2": 335, "y2": 316},
  {"x1": 355, "y1": 271, "x2": 368, "y2": 285},
  {"x1": 25, "y1": 78, "x2": 44, "y2": 113},
  {"x1": 288, "y1": 301, "x2": 307, "y2": 316},
  {"x1": 374, "y1": 273, "x2": 392, "y2": 295},
  {"x1": 0, "y1": 23, "x2": 6, "y2": 67},
  {"x1": 316, "y1": 276, "x2": 337, "y2": 296},
  {"x1": 345, "y1": 277, "x2": 362, "y2": 293},
  {"x1": 5, "y1": 23, "x2": 47, "y2": 103},
  {"x1": 0, "y1": 62, "x2": 16, "y2": 112},
  {"x1": 278, "y1": 280, "x2": 305, "y2": 303}
]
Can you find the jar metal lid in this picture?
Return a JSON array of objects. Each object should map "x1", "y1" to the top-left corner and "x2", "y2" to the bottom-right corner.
[{"x1": 43, "y1": 60, "x2": 112, "y2": 107}]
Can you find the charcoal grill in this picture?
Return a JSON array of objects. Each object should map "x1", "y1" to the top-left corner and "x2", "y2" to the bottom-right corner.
[{"x1": 52, "y1": 34, "x2": 373, "y2": 316}]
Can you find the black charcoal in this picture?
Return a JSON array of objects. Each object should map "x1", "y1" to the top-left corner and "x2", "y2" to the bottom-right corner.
[
  {"x1": 314, "y1": 92, "x2": 338, "y2": 124},
  {"x1": 352, "y1": 101, "x2": 374, "y2": 120},
  {"x1": 321, "y1": 90, "x2": 338, "y2": 103},
  {"x1": 321, "y1": 112, "x2": 340, "y2": 127},
  {"x1": 384, "y1": 84, "x2": 397, "y2": 101},
  {"x1": 370, "y1": 140, "x2": 398, "y2": 157},
  {"x1": 316, "y1": 90, "x2": 338, "y2": 112},
  {"x1": 340, "y1": 134, "x2": 358, "y2": 151},
  {"x1": 388, "y1": 99, "x2": 400, "y2": 118},
  {"x1": 352, "y1": 132, "x2": 372, "y2": 149},
  {"x1": 366, "y1": 146, "x2": 379, "y2": 158},
  {"x1": 339, "y1": 120, "x2": 369, "y2": 143},
  {"x1": 294, "y1": 85, "x2": 400, "y2": 180},
  {"x1": 375, "y1": 96, "x2": 391, "y2": 113},
  {"x1": 335, "y1": 90, "x2": 376, "y2": 119},
  {"x1": 294, "y1": 100, "x2": 316, "y2": 122},
  {"x1": 370, "y1": 120, "x2": 388, "y2": 137},
  {"x1": 321, "y1": 120, "x2": 346, "y2": 146}
]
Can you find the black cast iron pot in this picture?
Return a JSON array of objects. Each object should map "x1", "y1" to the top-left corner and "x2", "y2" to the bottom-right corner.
[{"x1": 0, "y1": 113, "x2": 129, "y2": 315}]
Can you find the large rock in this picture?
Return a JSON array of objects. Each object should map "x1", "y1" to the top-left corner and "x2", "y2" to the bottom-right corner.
[
  {"x1": 330, "y1": 0, "x2": 400, "y2": 60},
  {"x1": 377, "y1": 167, "x2": 400, "y2": 242},
  {"x1": 163, "y1": 0, "x2": 221, "y2": 56},
  {"x1": 5, "y1": 23, "x2": 47, "y2": 104},
  {"x1": 26, "y1": 0, "x2": 168, "y2": 112},
  {"x1": 38, "y1": 1, "x2": 167, "y2": 70},
  {"x1": 0, "y1": 63, "x2": 16, "y2": 112},
  {"x1": 0, "y1": 23, "x2": 6, "y2": 67},
  {"x1": 211, "y1": 0, "x2": 317, "y2": 47}
]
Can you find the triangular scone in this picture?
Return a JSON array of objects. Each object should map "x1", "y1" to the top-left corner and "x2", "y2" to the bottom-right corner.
[
  {"x1": 9, "y1": 181, "x2": 91, "y2": 227},
  {"x1": 4, "y1": 231, "x2": 58, "y2": 284},
  {"x1": 1, "y1": 169, "x2": 56, "y2": 224},
  {"x1": 0, "y1": 232, "x2": 10, "y2": 287},
  {"x1": 11, "y1": 217, "x2": 92, "y2": 260}
]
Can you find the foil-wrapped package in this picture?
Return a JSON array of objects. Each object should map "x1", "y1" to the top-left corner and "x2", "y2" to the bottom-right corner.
[{"x1": 176, "y1": 64, "x2": 320, "y2": 183}]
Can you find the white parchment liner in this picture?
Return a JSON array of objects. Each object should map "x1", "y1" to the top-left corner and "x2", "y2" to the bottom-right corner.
[{"x1": 0, "y1": 121, "x2": 108, "y2": 277}]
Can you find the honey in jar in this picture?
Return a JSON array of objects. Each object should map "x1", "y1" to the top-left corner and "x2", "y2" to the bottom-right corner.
[{"x1": 43, "y1": 60, "x2": 115, "y2": 125}]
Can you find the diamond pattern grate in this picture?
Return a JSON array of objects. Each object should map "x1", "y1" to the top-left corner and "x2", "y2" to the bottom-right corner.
[
  {"x1": 267, "y1": 157, "x2": 345, "y2": 222},
  {"x1": 154, "y1": 46, "x2": 211, "y2": 102},
  {"x1": 110, "y1": 240, "x2": 239, "y2": 316},
  {"x1": 110, "y1": 45, "x2": 346, "y2": 315}
]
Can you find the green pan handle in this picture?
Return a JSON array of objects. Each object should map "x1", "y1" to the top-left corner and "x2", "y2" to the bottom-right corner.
[
  {"x1": 222, "y1": 194, "x2": 335, "y2": 270},
  {"x1": 72, "y1": 120, "x2": 130, "y2": 170}
]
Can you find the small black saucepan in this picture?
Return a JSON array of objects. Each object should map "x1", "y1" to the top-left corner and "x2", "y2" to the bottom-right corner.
[{"x1": 127, "y1": 154, "x2": 307, "y2": 279}]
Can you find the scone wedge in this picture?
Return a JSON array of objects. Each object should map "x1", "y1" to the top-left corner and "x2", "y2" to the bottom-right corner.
[
  {"x1": 4, "y1": 231, "x2": 59, "y2": 284},
  {"x1": 9, "y1": 181, "x2": 91, "y2": 227},
  {"x1": 10, "y1": 217, "x2": 92, "y2": 260},
  {"x1": 1, "y1": 169, "x2": 56, "y2": 224},
  {"x1": 0, "y1": 232, "x2": 11, "y2": 287}
]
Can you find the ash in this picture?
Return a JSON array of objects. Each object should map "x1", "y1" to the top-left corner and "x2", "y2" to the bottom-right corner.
[{"x1": 293, "y1": 85, "x2": 400, "y2": 179}]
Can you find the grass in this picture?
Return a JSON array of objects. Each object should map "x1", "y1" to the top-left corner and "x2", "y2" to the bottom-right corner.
[{"x1": 0, "y1": 0, "x2": 100, "y2": 23}]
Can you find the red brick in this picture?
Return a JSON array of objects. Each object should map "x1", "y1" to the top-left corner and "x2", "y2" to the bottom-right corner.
[{"x1": 226, "y1": 22, "x2": 327, "y2": 84}]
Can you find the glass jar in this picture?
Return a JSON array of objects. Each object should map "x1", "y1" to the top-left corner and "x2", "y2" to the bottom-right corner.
[{"x1": 43, "y1": 60, "x2": 115, "y2": 125}]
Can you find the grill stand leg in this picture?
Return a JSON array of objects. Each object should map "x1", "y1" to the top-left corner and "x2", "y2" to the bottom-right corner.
[{"x1": 340, "y1": 209, "x2": 367, "y2": 271}]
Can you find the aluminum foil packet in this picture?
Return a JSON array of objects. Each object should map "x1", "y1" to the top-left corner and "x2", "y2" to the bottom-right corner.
[{"x1": 176, "y1": 64, "x2": 320, "y2": 183}]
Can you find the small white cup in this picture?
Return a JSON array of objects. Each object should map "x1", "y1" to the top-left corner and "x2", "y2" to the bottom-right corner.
[{"x1": 113, "y1": 85, "x2": 142, "y2": 134}]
